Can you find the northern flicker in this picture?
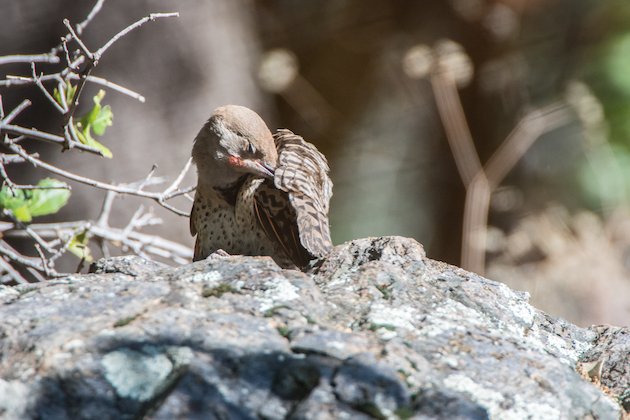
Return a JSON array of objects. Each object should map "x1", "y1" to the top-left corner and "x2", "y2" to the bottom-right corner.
[{"x1": 190, "y1": 105, "x2": 333, "y2": 270}]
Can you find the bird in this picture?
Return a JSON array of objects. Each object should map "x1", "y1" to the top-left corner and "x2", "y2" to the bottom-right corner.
[{"x1": 190, "y1": 105, "x2": 333, "y2": 270}]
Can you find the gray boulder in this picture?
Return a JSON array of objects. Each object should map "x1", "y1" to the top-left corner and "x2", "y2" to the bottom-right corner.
[{"x1": 0, "y1": 236, "x2": 626, "y2": 419}]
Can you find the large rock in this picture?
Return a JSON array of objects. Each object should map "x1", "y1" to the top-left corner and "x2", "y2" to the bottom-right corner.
[{"x1": 0, "y1": 236, "x2": 626, "y2": 419}]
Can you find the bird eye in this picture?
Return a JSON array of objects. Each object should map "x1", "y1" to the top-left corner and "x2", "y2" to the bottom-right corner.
[{"x1": 247, "y1": 142, "x2": 256, "y2": 155}]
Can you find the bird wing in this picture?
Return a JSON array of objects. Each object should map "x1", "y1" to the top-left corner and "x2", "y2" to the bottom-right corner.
[
  {"x1": 189, "y1": 192, "x2": 198, "y2": 236},
  {"x1": 253, "y1": 129, "x2": 333, "y2": 268}
]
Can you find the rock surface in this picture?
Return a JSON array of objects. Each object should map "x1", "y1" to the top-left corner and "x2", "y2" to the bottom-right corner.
[{"x1": 0, "y1": 236, "x2": 626, "y2": 419}]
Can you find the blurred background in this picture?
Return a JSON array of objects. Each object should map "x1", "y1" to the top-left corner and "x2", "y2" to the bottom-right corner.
[{"x1": 1, "y1": 0, "x2": 630, "y2": 326}]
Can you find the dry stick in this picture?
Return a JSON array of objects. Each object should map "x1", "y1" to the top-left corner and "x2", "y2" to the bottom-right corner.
[
  {"x1": 461, "y1": 174, "x2": 492, "y2": 275},
  {"x1": 0, "y1": 54, "x2": 60, "y2": 66},
  {"x1": 461, "y1": 105, "x2": 572, "y2": 273},
  {"x1": 85, "y1": 75, "x2": 145, "y2": 103},
  {"x1": 96, "y1": 190, "x2": 117, "y2": 227},
  {"x1": 0, "y1": 74, "x2": 145, "y2": 102},
  {"x1": 484, "y1": 104, "x2": 571, "y2": 188},
  {"x1": 62, "y1": 12, "x2": 178, "y2": 124},
  {"x1": 0, "y1": 123, "x2": 104, "y2": 155},
  {"x1": 0, "y1": 240, "x2": 59, "y2": 276},
  {"x1": 430, "y1": 72, "x2": 487, "y2": 273},
  {"x1": 47, "y1": 0, "x2": 107, "y2": 57},
  {"x1": 2, "y1": 99, "x2": 31, "y2": 123},
  {"x1": 430, "y1": 73, "x2": 483, "y2": 187},
  {"x1": 163, "y1": 157, "x2": 192, "y2": 198},
  {"x1": 31, "y1": 63, "x2": 66, "y2": 114},
  {"x1": 8, "y1": 143, "x2": 191, "y2": 216},
  {"x1": 34, "y1": 244, "x2": 55, "y2": 277},
  {"x1": 76, "y1": 0, "x2": 106, "y2": 35},
  {"x1": 1, "y1": 154, "x2": 31, "y2": 164},
  {"x1": 0, "y1": 161, "x2": 15, "y2": 192},
  {"x1": 0, "y1": 256, "x2": 28, "y2": 284},
  {"x1": 431, "y1": 71, "x2": 571, "y2": 274},
  {"x1": 7, "y1": 222, "x2": 193, "y2": 262}
]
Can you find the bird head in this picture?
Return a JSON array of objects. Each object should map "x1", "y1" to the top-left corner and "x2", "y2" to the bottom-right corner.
[{"x1": 192, "y1": 105, "x2": 278, "y2": 188}]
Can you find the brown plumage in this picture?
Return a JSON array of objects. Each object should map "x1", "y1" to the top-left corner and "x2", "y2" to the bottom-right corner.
[{"x1": 190, "y1": 105, "x2": 333, "y2": 270}]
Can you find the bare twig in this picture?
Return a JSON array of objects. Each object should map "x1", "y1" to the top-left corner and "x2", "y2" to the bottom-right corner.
[
  {"x1": 430, "y1": 73, "x2": 482, "y2": 187},
  {"x1": 163, "y1": 158, "x2": 193, "y2": 197},
  {"x1": 430, "y1": 69, "x2": 572, "y2": 274},
  {"x1": 0, "y1": 240, "x2": 66, "y2": 277},
  {"x1": 63, "y1": 19, "x2": 93, "y2": 60},
  {"x1": 483, "y1": 104, "x2": 571, "y2": 188},
  {"x1": 96, "y1": 190, "x2": 117, "y2": 227},
  {"x1": 0, "y1": 162, "x2": 16, "y2": 192},
  {"x1": 31, "y1": 63, "x2": 66, "y2": 114},
  {"x1": 0, "y1": 3, "x2": 186, "y2": 282},
  {"x1": 2, "y1": 99, "x2": 31, "y2": 123},
  {"x1": 34, "y1": 244, "x2": 54, "y2": 277},
  {"x1": 1, "y1": 154, "x2": 35, "y2": 164},
  {"x1": 76, "y1": 0, "x2": 106, "y2": 35},
  {"x1": 0, "y1": 256, "x2": 28, "y2": 284},
  {"x1": 9, "y1": 142, "x2": 191, "y2": 216},
  {"x1": 0, "y1": 54, "x2": 60, "y2": 66},
  {"x1": 0, "y1": 123, "x2": 105, "y2": 155},
  {"x1": 6, "y1": 222, "x2": 193, "y2": 263},
  {"x1": 62, "y1": 12, "x2": 178, "y2": 123},
  {"x1": 0, "y1": 74, "x2": 146, "y2": 102},
  {"x1": 95, "y1": 13, "x2": 179, "y2": 58},
  {"x1": 84, "y1": 75, "x2": 145, "y2": 102}
]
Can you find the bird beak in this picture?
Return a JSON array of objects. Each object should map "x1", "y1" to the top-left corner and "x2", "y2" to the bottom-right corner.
[
  {"x1": 239, "y1": 158, "x2": 275, "y2": 179},
  {"x1": 252, "y1": 160, "x2": 276, "y2": 179},
  {"x1": 227, "y1": 155, "x2": 275, "y2": 179}
]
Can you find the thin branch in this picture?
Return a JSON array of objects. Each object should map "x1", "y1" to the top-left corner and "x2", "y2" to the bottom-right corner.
[
  {"x1": 0, "y1": 256, "x2": 28, "y2": 284},
  {"x1": 165, "y1": 185, "x2": 196, "y2": 201},
  {"x1": 163, "y1": 157, "x2": 192, "y2": 197},
  {"x1": 1, "y1": 123, "x2": 104, "y2": 155},
  {"x1": 461, "y1": 173, "x2": 491, "y2": 275},
  {"x1": 95, "y1": 13, "x2": 179, "y2": 58},
  {"x1": 31, "y1": 63, "x2": 66, "y2": 114},
  {"x1": 85, "y1": 75, "x2": 145, "y2": 102},
  {"x1": 61, "y1": 39, "x2": 75, "y2": 70},
  {"x1": 9, "y1": 143, "x2": 191, "y2": 216},
  {"x1": 6, "y1": 222, "x2": 193, "y2": 263},
  {"x1": 0, "y1": 54, "x2": 60, "y2": 66},
  {"x1": 483, "y1": 104, "x2": 571, "y2": 188},
  {"x1": 63, "y1": 19, "x2": 93, "y2": 60},
  {"x1": 34, "y1": 244, "x2": 55, "y2": 277},
  {"x1": 62, "y1": 12, "x2": 178, "y2": 123},
  {"x1": 0, "y1": 74, "x2": 145, "y2": 102},
  {"x1": 56, "y1": 79, "x2": 69, "y2": 111},
  {"x1": 430, "y1": 73, "x2": 482, "y2": 187},
  {"x1": 97, "y1": 190, "x2": 117, "y2": 227},
  {"x1": 76, "y1": 0, "x2": 106, "y2": 35},
  {"x1": 0, "y1": 161, "x2": 15, "y2": 192},
  {"x1": 3, "y1": 214, "x2": 56, "y2": 253},
  {"x1": 1, "y1": 154, "x2": 35, "y2": 164},
  {"x1": 2, "y1": 99, "x2": 32, "y2": 123},
  {"x1": 0, "y1": 241, "x2": 64, "y2": 276}
]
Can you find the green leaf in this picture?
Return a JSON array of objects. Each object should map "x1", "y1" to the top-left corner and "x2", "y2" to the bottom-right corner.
[
  {"x1": 73, "y1": 89, "x2": 113, "y2": 158},
  {"x1": 0, "y1": 187, "x2": 29, "y2": 221},
  {"x1": 92, "y1": 104, "x2": 113, "y2": 136},
  {"x1": 53, "y1": 82, "x2": 77, "y2": 107},
  {"x1": 0, "y1": 178, "x2": 70, "y2": 222},
  {"x1": 66, "y1": 83, "x2": 77, "y2": 104},
  {"x1": 27, "y1": 178, "x2": 71, "y2": 217},
  {"x1": 12, "y1": 205, "x2": 32, "y2": 223},
  {"x1": 53, "y1": 86, "x2": 63, "y2": 107},
  {"x1": 68, "y1": 230, "x2": 93, "y2": 262}
]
